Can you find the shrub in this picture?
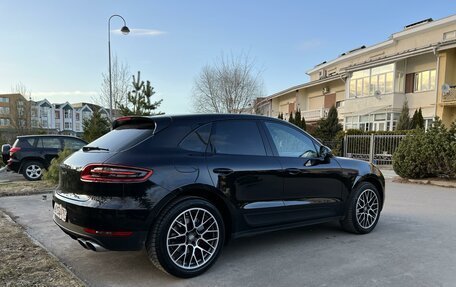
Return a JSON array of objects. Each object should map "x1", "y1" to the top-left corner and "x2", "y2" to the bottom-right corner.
[
  {"x1": 43, "y1": 148, "x2": 75, "y2": 184},
  {"x1": 393, "y1": 118, "x2": 456, "y2": 179}
]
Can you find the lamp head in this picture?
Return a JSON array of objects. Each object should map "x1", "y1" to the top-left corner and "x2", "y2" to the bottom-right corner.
[{"x1": 121, "y1": 26, "x2": 130, "y2": 35}]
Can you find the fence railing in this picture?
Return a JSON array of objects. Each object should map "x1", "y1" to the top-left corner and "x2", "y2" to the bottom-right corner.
[
  {"x1": 302, "y1": 108, "x2": 329, "y2": 121},
  {"x1": 343, "y1": 134, "x2": 406, "y2": 165}
]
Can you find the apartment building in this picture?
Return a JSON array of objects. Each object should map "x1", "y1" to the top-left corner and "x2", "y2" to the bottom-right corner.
[
  {"x1": 1, "y1": 96, "x2": 109, "y2": 136},
  {"x1": 0, "y1": 93, "x2": 29, "y2": 131},
  {"x1": 258, "y1": 14, "x2": 456, "y2": 130}
]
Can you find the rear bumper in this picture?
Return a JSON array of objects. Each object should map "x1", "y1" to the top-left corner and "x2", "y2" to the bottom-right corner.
[
  {"x1": 7, "y1": 159, "x2": 20, "y2": 173},
  {"x1": 54, "y1": 217, "x2": 147, "y2": 251},
  {"x1": 52, "y1": 193, "x2": 151, "y2": 251}
]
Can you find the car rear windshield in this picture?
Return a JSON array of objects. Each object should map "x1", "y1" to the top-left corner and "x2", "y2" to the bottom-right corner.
[
  {"x1": 13, "y1": 138, "x2": 35, "y2": 148},
  {"x1": 85, "y1": 127, "x2": 154, "y2": 152}
]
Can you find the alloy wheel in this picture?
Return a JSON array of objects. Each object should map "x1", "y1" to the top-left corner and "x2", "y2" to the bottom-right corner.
[
  {"x1": 26, "y1": 164, "x2": 42, "y2": 179},
  {"x1": 166, "y1": 207, "x2": 220, "y2": 270},
  {"x1": 355, "y1": 189, "x2": 379, "y2": 229}
]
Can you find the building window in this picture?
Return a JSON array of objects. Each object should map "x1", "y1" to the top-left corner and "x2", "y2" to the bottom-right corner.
[
  {"x1": 0, "y1": 107, "x2": 10, "y2": 115},
  {"x1": 443, "y1": 30, "x2": 456, "y2": 41},
  {"x1": 76, "y1": 113, "x2": 80, "y2": 121},
  {"x1": 55, "y1": 111, "x2": 60, "y2": 119},
  {"x1": 336, "y1": 100, "x2": 344, "y2": 108},
  {"x1": 0, "y1": 97, "x2": 9, "y2": 103},
  {"x1": 349, "y1": 63, "x2": 394, "y2": 98},
  {"x1": 75, "y1": 123, "x2": 80, "y2": 131},
  {"x1": 0, "y1": 118, "x2": 10, "y2": 126},
  {"x1": 64, "y1": 110, "x2": 72, "y2": 119},
  {"x1": 414, "y1": 70, "x2": 436, "y2": 92},
  {"x1": 64, "y1": 122, "x2": 72, "y2": 130},
  {"x1": 31, "y1": 108, "x2": 38, "y2": 117},
  {"x1": 55, "y1": 122, "x2": 60, "y2": 129}
]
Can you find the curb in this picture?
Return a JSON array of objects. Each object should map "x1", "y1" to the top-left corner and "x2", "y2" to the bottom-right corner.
[{"x1": 392, "y1": 176, "x2": 456, "y2": 188}]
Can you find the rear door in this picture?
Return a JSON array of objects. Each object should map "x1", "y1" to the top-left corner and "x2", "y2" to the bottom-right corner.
[
  {"x1": 205, "y1": 120, "x2": 284, "y2": 228},
  {"x1": 37, "y1": 137, "x2": 62, "y2": 167}
]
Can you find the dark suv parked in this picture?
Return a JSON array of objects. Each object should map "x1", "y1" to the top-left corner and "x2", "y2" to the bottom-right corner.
[
  {"x1": 53, "y1": 114, "x2": 384, "y2": 278},
  {"x1": 5, "y1": 135, "x2": 87, "y2": 181}
]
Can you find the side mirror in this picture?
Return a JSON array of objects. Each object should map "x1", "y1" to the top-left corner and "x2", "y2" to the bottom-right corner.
[{"x1": 319, "y1": 145, "x2": 332, "y2": 160}]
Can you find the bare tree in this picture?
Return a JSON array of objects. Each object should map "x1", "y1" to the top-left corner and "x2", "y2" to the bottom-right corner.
[
  {"x1": 10, "y1": 83, "x2": 32, "y2": 135},
  {"x1": 192, "y1": 53, "x2": 264, "y2": 114},
  {"x1": 95, "y1": 55, "x2": 131, "y2": 114}
]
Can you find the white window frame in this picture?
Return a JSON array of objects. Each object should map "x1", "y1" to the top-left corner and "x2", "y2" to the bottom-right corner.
[{"x1": 414, "y1": 69, "x2": 436, "y2": 92}]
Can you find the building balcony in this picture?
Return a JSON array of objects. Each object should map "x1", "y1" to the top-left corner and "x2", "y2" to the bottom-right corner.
[
  {"x1": 442, "y1": 88, "x2": 456, "y2": 105},
  {"x1": 302, "y1": 108, "x2": 329, "y2": 122},
  {"x1": 342, "y1": 93, "x2": 406, "y2": 116}
]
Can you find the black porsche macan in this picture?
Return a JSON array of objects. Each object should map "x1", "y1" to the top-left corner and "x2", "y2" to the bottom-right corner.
[{"x1": 53, "y1": 114, "x2": 385, "y2": 278}]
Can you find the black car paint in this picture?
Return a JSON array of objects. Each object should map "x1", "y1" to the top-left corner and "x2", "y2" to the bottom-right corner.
[{"x1": 53, "y1": 114, "x2": 385, "y2": 251}]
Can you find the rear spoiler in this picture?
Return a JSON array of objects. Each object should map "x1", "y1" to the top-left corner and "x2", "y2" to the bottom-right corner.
[{"x1": 112, "y1": 116, "x2": 172, "y2": 133}]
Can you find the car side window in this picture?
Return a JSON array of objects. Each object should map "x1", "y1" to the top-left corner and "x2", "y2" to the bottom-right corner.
[
  {"x1": 180, "y1": 124, "x2": 212, "y2": 152},
  {"x1": 211, "y1": 120, "x2": 266, "y2": 156},
  {"x1": 265, "y1": 121, "x2": 318, "y2": 158},
  {"x1": 37, "y1": 138, "x2": 62, "y2": 149},
  {"x1": 63, "y1": 138, "x2": 85, "y2": 150}
]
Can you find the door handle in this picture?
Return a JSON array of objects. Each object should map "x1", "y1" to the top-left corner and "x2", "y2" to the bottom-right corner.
[
  {"x1": 213, "y1": 168, "x2": 234, "y2": 175},
  {"x1": 285, "y1": 168, "x2": 301, "y2": 175}
]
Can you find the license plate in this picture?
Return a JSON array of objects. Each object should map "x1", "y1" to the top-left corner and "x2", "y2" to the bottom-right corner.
[{"x1": 53, "y1": 203, "x2": 67, "y2": 222}]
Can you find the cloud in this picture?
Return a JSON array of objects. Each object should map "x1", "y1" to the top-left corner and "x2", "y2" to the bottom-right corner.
[
  {"x1": 297, "y1": 39, "x2": 322, "y2": 51},
  {"x1": 111, "y1": 28, "x2": 166, "y2": 36}
]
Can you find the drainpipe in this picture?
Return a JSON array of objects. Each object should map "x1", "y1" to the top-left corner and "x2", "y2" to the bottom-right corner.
[{"x1": 434, "y1": 49, "x2": 440, "y2": 120}]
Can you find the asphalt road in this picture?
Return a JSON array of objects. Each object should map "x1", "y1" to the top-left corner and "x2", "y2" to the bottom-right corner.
[{"x1": 0, "y1": 181, "x2": 455, "y2": 287}]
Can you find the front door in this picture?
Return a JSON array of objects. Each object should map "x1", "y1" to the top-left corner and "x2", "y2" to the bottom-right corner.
[
  {"x1": 205, "y1": 120, "x2": 284, "y2": 228},
  {"x1": 262, "y1": 121, "x2": 344, "y2": 222}
]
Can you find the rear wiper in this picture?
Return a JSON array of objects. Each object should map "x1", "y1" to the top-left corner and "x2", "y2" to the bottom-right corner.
[{"x1": 82, "y1": 146, "x2": 110, "y2": 152}]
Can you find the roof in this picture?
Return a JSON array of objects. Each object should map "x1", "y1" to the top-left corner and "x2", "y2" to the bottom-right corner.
[
  {"x1": 17, "y1": 134, "x2": 84, "y2": 139},
  {"x1": 306, "y1": 13, "x2": 456, "y2": 75},
  {"x1": 260, "y1": 73, "x2": 346, "y2": 105},
  {"x1": 120, "y1": 113, "x2": 277, "y2": 124}
]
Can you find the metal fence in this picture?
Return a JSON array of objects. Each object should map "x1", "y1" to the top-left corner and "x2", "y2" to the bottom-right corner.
[{"x1": 343, "y1": 134, "x2": 406, "y2": 165}]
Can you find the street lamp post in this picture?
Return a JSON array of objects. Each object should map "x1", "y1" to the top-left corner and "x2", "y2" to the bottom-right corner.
[{"x1": 108, "y1": 14, "x2": 130, "y2": 120}]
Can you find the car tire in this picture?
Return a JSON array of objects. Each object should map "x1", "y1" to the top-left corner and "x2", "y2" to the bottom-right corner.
[
  {"x1": 22, "y1": 161, "x2": 44, "y2": 181},
  {"x1": 146, "y1": 197, "x2": 225, "y2": 278},
  {"x1": 340, "y1": 182, "x2": 381, "y2": 234}
]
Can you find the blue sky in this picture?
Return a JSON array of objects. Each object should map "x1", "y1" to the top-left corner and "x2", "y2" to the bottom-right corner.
[{"x1": 1, "y1": 1, "x2": 455, "y2": 114}]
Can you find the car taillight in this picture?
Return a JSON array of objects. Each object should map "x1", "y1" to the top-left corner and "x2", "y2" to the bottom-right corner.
[
  {"x1": 9, "y1": 147, "x2": 21, "y2": 156},
  {"x1": 80, "y1": 164, "x2": 153, "y2": 183}
]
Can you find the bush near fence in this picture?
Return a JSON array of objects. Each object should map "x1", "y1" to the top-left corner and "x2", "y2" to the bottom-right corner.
[{"x1": 393, "y1": 120, "x2": 456, "y2": 179}]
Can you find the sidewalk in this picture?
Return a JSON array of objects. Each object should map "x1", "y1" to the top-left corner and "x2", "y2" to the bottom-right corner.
[{"x1": 379, "y1": 167, "x2": 397, "y2": 179}]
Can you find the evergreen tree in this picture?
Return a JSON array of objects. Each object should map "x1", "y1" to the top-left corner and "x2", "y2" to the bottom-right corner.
[
  {"x1": 313, "y1": 106, "x2": 342, "y2": 142},
  {"x1": 294, "y1": 109, "x2": 307, "y2": 131},
  {"x1": 288, "y1": 112, "x2": 295, "y2": 124},
  {"x1": 118, "y1": 71, "x2": 163, "y2": 116},
  {"x1": 294, "y1": 109, "x2": 301, "y2": 127},
  {"x1": 82, "y1": 109, "x2": 111, "y2": 143},
  {"x1": 278, "y1": 113, "x2": 283, "y2": 120},
  {"x1": 410, "y1": 110, "x2": 419, "y2": 129},
  {"x1": 397, "y1": 101, "x2": 411, "y2": 131},
  {"x1": 417, "y1": 108, "x2": 424, "y2": 129},
  {"x1": 301, "y1": 116, "x2": 307, "y2": 131}
]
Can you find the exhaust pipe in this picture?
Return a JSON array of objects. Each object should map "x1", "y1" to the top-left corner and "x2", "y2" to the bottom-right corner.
[
  {"x1": 77, "y1": 238, "x2": 108, "y2": 252},
  {"x1": 77, "y1": 238, "x2": 89, "y2": 249}
]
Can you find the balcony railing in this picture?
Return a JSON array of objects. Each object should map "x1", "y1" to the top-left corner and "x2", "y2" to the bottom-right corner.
[
  {"x1": 442, "y1": 88, "x2": 456, "y2": 103},
  {"x1": 302, "y1": 108, "x2": 329, "y2": 121}
]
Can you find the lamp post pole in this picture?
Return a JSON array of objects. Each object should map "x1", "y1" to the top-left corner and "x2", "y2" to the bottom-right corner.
[{"x1": 108, "y1": 14, "x2": 130, "y2": 121}]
